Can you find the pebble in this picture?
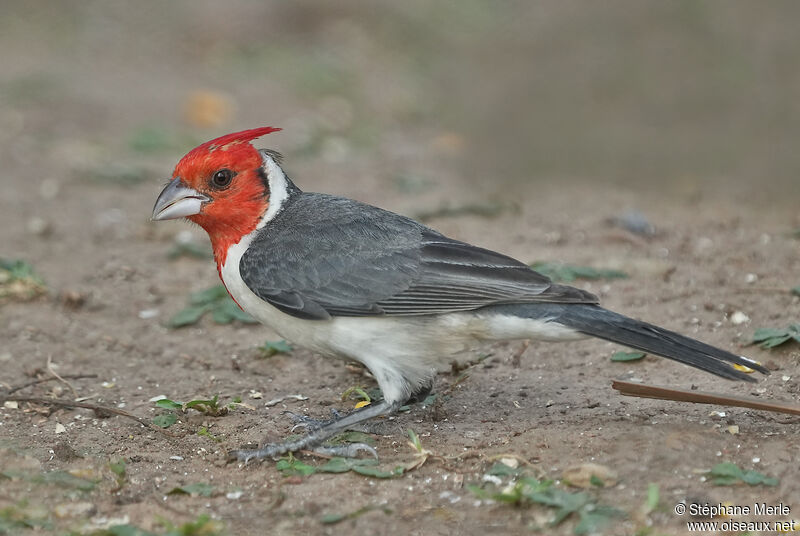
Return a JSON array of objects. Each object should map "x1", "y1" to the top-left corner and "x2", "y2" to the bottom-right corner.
[{"x1": 730, "y1": 311, "x2": 749, "y2": 325}]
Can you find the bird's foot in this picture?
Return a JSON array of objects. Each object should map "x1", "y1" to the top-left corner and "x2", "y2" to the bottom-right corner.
[
  {"x1": 228, "y1": 439, "x2": 376, "y2": 464},
  {"x1": 284, "y1": 409, "x2": 343, "y2": 432},
  {"x1": 228, "y1": 400, "x2": 400, "y2": 465}
]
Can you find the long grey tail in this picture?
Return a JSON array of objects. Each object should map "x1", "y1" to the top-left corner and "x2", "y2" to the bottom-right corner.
[{"x1": 531, "y1": 304, "x2": 768, "y2": 382}]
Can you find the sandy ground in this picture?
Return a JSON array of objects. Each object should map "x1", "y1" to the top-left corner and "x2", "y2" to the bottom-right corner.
[{"x1": 1, "y1": 2, "x2": 799, "y2": 535}]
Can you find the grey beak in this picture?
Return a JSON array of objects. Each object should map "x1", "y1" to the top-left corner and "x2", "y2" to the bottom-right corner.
[{"x1": 151, "y1": 179, "x2": 210, "y2": 221}]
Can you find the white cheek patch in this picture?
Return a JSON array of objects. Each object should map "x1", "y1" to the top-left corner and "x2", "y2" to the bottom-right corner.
[{"x1": 258, "y1": 151, "x2": 290, "y2": 228}]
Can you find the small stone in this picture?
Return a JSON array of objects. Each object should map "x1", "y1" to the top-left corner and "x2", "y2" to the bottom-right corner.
[
  {"x1": 4, "y1": 401, "x2": 18, "y2": 409},
  {"x1": 499, "y1": 457, "x2": 519, "y2": 469},
  {"x1": 60, "y1": 290, "x2": 87, "y2": 309},
  {"x1": 55, "y1": 423, "x2": 66, "y2": 434},
  {"x1": 27, "y1": 217, "x2": 52, "y2": 236},
  {"x1": 729, "y1": 311, "x2": 749, "y2": 325}
]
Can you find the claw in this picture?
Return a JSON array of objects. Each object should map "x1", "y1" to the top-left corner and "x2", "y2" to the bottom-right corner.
[
  {"x1": 227, "y1": 448, "x2": 266, "y2": 464},
  {"x1": 291, "y1": 422, "x2": 310, "y2": 432},
  {"x1": 226, "y1": 400, "x2": 400, "y2": 466}
]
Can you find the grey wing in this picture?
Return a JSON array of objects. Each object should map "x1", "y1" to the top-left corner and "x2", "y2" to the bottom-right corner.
[{"x1": 239, "y1": 193, "x2": 598, "y2": 320}]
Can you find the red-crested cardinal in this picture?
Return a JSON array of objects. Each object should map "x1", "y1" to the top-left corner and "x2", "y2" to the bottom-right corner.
[{"x1": 152, "y1": 127, "x2": 768, "y2": 462}]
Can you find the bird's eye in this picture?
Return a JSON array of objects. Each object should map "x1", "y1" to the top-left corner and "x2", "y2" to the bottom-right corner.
[{"x1": 210, "y1": 169, "x2": 234, "y2": 189}]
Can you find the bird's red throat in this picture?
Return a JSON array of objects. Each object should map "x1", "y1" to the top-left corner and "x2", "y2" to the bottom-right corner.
[{"x1": 187, "y1": 173, "x2": 268, "y2": 270}]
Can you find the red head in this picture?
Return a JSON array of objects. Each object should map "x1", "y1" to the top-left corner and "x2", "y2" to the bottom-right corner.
[{"x1": 152, "y1": 127, "x2": 281, "y2": 265}]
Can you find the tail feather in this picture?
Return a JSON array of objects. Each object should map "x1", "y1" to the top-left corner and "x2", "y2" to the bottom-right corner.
[{"x1": 551, "y1": 304, "x2": 769, "y2": 382}]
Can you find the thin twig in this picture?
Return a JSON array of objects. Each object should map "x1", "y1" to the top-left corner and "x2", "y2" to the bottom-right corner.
[
  {"x1": 612, "y1": 380, "x2": 800, "y2": 416},
  {"x1": 4, "y1": 374, "x2": 98, "y2": 395},
  {"x1": 732, "y1": 286, "x2": 795, "y2": 293},
  {"x1": 0, "y1": 395, "x2": 176, "y2": 436},
  {"x1": 46, "y1": 355, "x2": 78, "y2": 398}
]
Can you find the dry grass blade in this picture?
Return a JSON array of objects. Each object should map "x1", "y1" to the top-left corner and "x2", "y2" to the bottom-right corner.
[
  {"x1": 3, "y1": 374, "x2": 98, "y2": 395},
  {"x1": 612, "y1": 381, "x2": 800, "y2": 416},
  {"x1": 0, "y1": 395, "x2": 177, "y2": 436}
]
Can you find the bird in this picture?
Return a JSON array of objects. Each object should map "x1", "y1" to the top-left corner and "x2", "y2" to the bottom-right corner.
[{"x1": 152, "y1": 127, "x2": 768, "y2": 462}]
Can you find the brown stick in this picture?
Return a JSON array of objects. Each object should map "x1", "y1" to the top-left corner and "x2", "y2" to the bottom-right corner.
[
  {"x1": 612, "y1": 380, "x2": 800, "y2": 416},
  {"x1": 4, "y1": 374, "x2": 99, "y2": 395},
  {"x1": 1, "y1": 395, "x2": 176, "y2": 436}
]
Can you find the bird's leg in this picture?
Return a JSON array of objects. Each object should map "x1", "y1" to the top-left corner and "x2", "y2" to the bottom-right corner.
[
  {"x1": 229, "y1": 400, "x2": 403, "y2": 464},
  {"x1": 287, "y1": 380, "x2": 433, "y2": 433},
  {"x1": 285, "y1": 408, "x2": 345, "y2": 432}
]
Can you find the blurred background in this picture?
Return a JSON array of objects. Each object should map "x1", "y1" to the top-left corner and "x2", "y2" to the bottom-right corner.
[
  {"x1": 2, "y1": 0, "x2": 799, "y2": 213},
  {"x1": 1, "y1": 6, "x2": 798, "y2": 534}
]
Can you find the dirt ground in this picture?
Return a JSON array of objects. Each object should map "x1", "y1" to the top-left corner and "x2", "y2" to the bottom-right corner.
[{"x1": 1, "y1": 2, "x2": 799, "y2": 535}]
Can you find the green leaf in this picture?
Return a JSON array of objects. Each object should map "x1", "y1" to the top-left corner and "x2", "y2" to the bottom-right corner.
[
  {"x1": 328, "y1": 431, "x2": 376, "y2": 446},
  {"x1": 184, "y1": 395, "x2": 225, "y2": 416},
  {"x1": 109, "y1": 458, "x2": 126, "y2": 478},
  {"x1": 752, "y1": 326, "x2": 799, "y2": 349},
  {"x1": 169, "y1": 286, "x2": 257, "y2": 328},
  {"x1": 486, "y1": 461, "x2": 524, "y2": 477},
  {"x1": 350, "y1": 465, "x2": 400, "y2": 479},
  {"x1": 222, "y1": 301, "x2": 258, "y2": 323},
  {"x1": 210, "y1": 304, "x2": 234, "y2": 324},
  {"x1": 420, "y1": 393, "x2": 438, "y2": 406},
  {"x1": 106, "y1": 525, "x2": 154, "y2": 536},
  {"x1": 167, "y1": 305, "x2": 210, "y2": 328},
  {"x1": 317, "y1": 457, "x2": 354, "y2": 473},
  {"x1": 319, "y1": 513, "x2": 348, "y2": 525},
  {"x1": 341, "y1": 386, "x2": 372, "y2": 403},
  {"x1": 529, "y1": 262, "x2": 628, "y2": 282},
  {"x1": 152, "y1": 414, "x2": 177, "y2": 428},
  {"x1": 276, "y1": 457, "x2": 316, "y2": 477},
  {"x1": 529, "y1": 487, "x2": 592, "y2": 525},
  {"x1": 708, "y1": 462, "x2": 778, "y2": 486},
  {"x1": 197, "y1": 427, "x2": 222, "y2": 442},
  {"x1": 258, "y1": 340, "x2": 293, "y2": 357},
  {"x1": 155, "y1": 399, "x2": 183, "y2": 410},
  {"x1": 645, "y1": 483, "x2": 659, "y2": 512},
  {"x1": 407, "y1": 429, "x2": 423, "y2": 452},
  {"x1": 40, "y1": 470, "x2": 97, "y2": 491},
  {"x1": 574, "y1": 505, "x2": 625, "y2": 534},
  {"x1": 167, "y1": 482, "x2": 215, "y2": 497},
  {"x1": 589, "y1": 474, "x2": 605, "y2": 487},
  {"x1": 0, "y1": 258, "x2": 47, "y2": 301},
  {"x1": 315, "y1": 456, "x2": 401, "y2": 478},
  {"x1": 611, "y1": 351, "x2": 646, "y2": 362},
  {"x1": 753, "y1": 328, "x2": 789, "y2": 341},
  {"x1": 189, "y1": 285, "x2": 229, "y2": 305},
  {"x1": 791, "y1": 286, "x2": 800, "y2": 296}
]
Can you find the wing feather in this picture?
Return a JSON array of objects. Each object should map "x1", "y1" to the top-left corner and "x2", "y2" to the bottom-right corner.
[{"x1": 239, "y1": 193, "x2": 597, "y2": 320}]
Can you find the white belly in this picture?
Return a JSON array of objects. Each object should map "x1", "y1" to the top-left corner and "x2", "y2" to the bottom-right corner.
[{"x1": 220, "y1": 236, "x2": 582, "y2": 403}]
